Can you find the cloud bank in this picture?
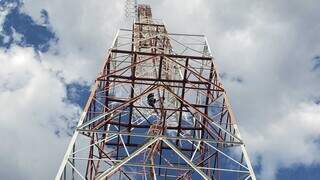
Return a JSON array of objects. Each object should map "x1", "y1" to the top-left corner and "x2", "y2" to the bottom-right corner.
[
  {"x1": 0, "y1": 0, "x2": 319, "y2": 179},
  {"x1": 0, "y1": 46, "x2": 80, "y2": 179}
]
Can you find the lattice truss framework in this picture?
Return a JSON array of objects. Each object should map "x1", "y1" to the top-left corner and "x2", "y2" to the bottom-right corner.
[{"x1": 56, "y1": 4, "x2": 256, "y2": 180}]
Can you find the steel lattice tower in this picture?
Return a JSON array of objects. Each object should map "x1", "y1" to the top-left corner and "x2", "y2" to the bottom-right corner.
[{"x1": 56, "y1": 4, "x2": 256, "y2": 180}]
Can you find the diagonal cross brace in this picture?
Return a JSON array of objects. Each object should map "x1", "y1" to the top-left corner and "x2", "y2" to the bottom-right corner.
[
  {"x1": 96, "y1": 137, "x2": 211, "y2": 180},
  {"x1": 161, "y1": 83, "x2": 243, "y2": 143},
  {"x1": 77, "y1": 84, "x2": 160, "y2": 130},
  {"x1": 162, "y1": 138, "x2": 210, "y2": 180},
  {"x1": 96, "y1": 137, "x2": 161, "y2": 179}
]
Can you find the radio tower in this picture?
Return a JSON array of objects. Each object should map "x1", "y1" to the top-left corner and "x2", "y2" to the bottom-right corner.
[{"x1": 56, "y1": 2, "x2": 256, "y2": 180}]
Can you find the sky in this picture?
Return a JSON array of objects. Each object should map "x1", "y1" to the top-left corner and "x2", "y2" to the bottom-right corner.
[{"x1": 0, "y1": 0, "x2": 320, "y2": 179}]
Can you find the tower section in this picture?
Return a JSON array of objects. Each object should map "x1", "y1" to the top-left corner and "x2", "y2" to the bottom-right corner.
[{"x1": 56, "y1": 4, "x2": 256, "y2": 180}]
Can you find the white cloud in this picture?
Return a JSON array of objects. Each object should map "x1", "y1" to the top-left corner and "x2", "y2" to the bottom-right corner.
[
  {"x1": 0, "y1": 46, "x2": 81, "y2": 180},
  {"x1": 243, "y1": 102, "x2": 320, "y2": 179},
  {"x1": 0, "y1": 0, "x2": 319, "y2": 179},
  {"x1": 0, "y1": 7, "x2": 10, "y2": 43},
  {"x1": 22, "y1": 0, "x2": 125, "y2": 84},
  {"x1": 0, "y1": 9, "x2": 8, "y2": 32},
  {"x1": 0, "y1": 1, "x2": 126, "y2": 179}
]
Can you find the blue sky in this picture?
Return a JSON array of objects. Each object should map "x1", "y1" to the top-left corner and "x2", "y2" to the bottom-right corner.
[{"x1": 0, "y1": 0, "x2": 320, "y2": 179}]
